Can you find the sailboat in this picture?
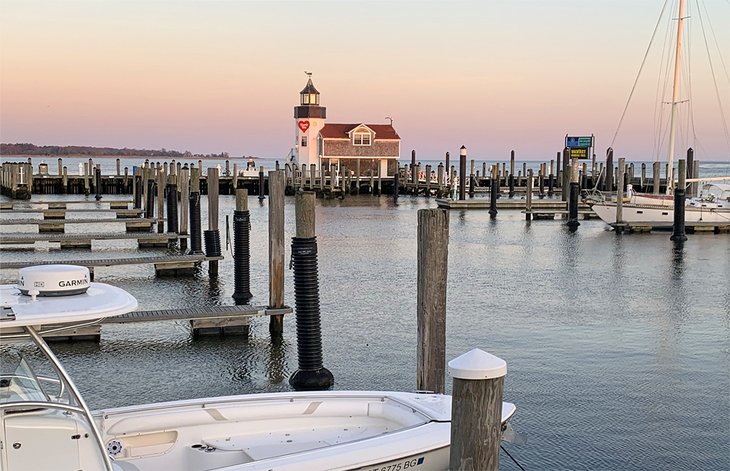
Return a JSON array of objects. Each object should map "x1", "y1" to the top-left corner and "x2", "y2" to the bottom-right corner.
[
  {"x1": 592, "y1": 0, "x2": 730, "y2": 230},
  {"x1": 0, "y1": 265, "x2": 517, "y2": 471}
]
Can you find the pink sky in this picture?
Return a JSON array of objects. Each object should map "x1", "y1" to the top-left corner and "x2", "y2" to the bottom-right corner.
[{"x1": 1, "y1": 0, "x2": 729, "y2": 162}]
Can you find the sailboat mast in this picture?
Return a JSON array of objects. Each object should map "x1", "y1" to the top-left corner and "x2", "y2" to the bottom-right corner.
[{"x1": 666, "y1": 0, "x2": 686, "y2": 195}]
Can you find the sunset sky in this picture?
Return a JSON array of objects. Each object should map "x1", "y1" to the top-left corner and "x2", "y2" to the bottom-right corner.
[{"x1": 1, "y1": 0, "x2": 729, "y2": 162}]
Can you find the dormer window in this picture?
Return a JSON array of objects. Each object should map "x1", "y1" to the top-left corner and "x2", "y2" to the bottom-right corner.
[{"x1": 353, "y1": 131, "x2": 371, "y2": 146}]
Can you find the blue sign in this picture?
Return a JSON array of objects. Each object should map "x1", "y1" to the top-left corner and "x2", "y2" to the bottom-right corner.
[{"x1": 566, "y1": 135, "x2": 594, "y2": 149}]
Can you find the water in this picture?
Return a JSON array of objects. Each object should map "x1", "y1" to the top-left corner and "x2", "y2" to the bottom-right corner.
[{"x1": 1, "y1": 193, "x2": 729, "y2": 469}]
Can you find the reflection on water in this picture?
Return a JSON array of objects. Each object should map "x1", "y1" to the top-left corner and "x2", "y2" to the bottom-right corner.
[{"x1": 0, "y1": 193, "x2": 728, "y2": 469}]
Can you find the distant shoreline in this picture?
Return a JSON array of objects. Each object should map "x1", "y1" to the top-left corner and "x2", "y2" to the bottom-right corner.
[{"x1": 0, "y1": 154, "x2": 257, "y2": 160}]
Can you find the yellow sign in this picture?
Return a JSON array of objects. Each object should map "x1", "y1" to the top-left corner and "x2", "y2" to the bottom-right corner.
[{"x1": 569, "y1": 148, "x2": 588, "y2": 159}]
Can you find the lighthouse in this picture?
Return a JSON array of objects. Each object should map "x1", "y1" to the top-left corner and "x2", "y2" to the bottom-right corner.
[{"x1": 293, "y1": 74, "x2": 326, "y2": 169}]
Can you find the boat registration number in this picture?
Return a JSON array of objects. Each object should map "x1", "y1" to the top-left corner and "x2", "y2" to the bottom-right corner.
[{"x1": 366, "y1": 456, "x2": 425, "y2": 471}]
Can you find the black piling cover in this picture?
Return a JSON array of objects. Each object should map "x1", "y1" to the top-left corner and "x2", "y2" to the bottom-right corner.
[
  {"x1": 189, "y1": 192, "x2": 203, "y2": 254},
  {"x1": 291, "y1": 237, "x2": 324, "y2": 371},
  {"x1": 232, "y1": 210, "x2": 252, "y2": 302},
  {"x1": 166, "y1": 184, "x2": 178, "y2": 233},
  {"x1": 204, "y1": 229, "x2": 221, "y2": 257}
]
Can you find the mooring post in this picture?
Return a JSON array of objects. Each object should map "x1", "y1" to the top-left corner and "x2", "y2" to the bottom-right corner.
[
  {"x1": 489, "y1": 165, "x2": 498, "y2": 219},
  {"x1": 188, "y1": 166, "x2": 203, "y2": 255},
  {"x1": 459, "y1": 146, "x2": 467, "y2": 200},
  {"x1": 94, "y1": 164, "x2": 102, "y2": 201},
  {"x1": 268, "y1": 170, "x2": 286, "y2": 337},
  {"x1": 258, "y1": 165, "x2": 265, "y2": 201},
  {"x1": 640, "y1": 163, "x2": 647, "y2": 192},
  {"x1": 691, "y1": 159, "x2": 700, "y2": 198},
  {"x1": 205, "y1": 167, "x2": 221, "y2": 276},
  {"x1": 166, "y1": 173, "x2": 178, "y2": 234},
  {"x1": 538, "y1": 163, "x2": 545, "y2": 198},
  {"x1": 289, "y1": 192, "x2": 334, "y2": 391},
  {"x1": 411, "y1": 150, "x2": 417, "y2": 185},
  {"x1": 468, "y1": 160, "x2": 475, "y2": 198},
  {"x1": 671, "y1": 159, "x2": 688, "y2": 242},
  {"x1": 508, "y1": 150, "x2": 516, "y2": 197},
  {"x1": 417, "y1": 208, "x2": 449, "y2": 394},
  {"x1": 526, "y1": 168, "x2": 533, "y2": 221},
  {"x1": 561, "y1": 147, "x2": 570, "y2": 201},
  {"x1": 393, "y1": 166, "x2": 400, "y2": 201},
  {"x1": 156, "y1": 168, "x2": 165, "y2": 233},
  {"x1": 425, "y1": 164, "x2": 432, "y2": 197},
  {"x1": 605, "y1": 147, "x2": 615, "y2": 192},
  {"x1": 652, "y1": 162, "x2": 661, "y2": 194},
  {"x1": 449, "y1": 348, "x2": 507, "y2": 471},
  {"x1": 232, "y1": 189, "x2": 253, "y2": 305},
  {"x1": 179, "y1": 165, "x2": 190, "y2": 251},
  {"x1": 567, "y1": 157, "x2": 580, "y2": 230},
  {"x1": 615, "y1": 157, "x2": 625, "y2": 233},
  {"x1": 145, "y1": 170, "x2": 155, "y2": 220}
]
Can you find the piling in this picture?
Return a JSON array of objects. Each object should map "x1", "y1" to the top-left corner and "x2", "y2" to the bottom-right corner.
[
  {"x1": 561, "y1": 147, "x2": 570, "y2": 201},
  {"x1": 57, "y1": 158, "x2": 63, "y2": 176},
  {"x1": 468, "y1": 160, "x2": 475, "y2": 198},
  {"x1": 615, "y1": 157, "x2": 625, "y2": 233},
  {"x1": 567, "y1": 157, "x2": 580, "y2": 230},
  {"x1": 556, "y1": 151, "x2": 562, "y2": 192},
  {"x1": 538, "y1": 163, "x2": 545, "y2": 198},
  {"x1": 691, "y1": 159, "x2": 700, "y2": 197},
  {"x1": 145, "y1": 174, "x2": 155, "y2": 219},
  {"x1": 166, "y1": 173, "x2": 178, "y2": 234},
  {"x1": 251, "y1": 165, "x2": 262, "y2": 200},
  {"x1": 188, "y1": 167, "x2": 203, "y2": 255},
  {"x1": 437, "y1": 163, "x2": 444, "y2": 197},
  {"x1": 269, "y1": 170, "x2": 286, "y2": 337},
  {"x1": 289, "y1": 192, "x2": 334, "y2": 391},
  {"x1": 179, "y1": 166, "x2": 190, "y2": 251},
  {"x1": 232, "y1": 189, "x2": 253, "y2": 304},
  {"x1": 94, "y1": 166, "x2": 102, "y2": 200},
  {"x1": 62, "y1": 166, "x2": 68, "y2": 194},
  {"x1": 653, "y1": 162, "x2": 661, "y2": 194},
  {"x1": 411, "y1": 150, "x2": 417, "y2": 185},
  {"x1": 449, "y1": 348, "x2": 507, "y2": 471},
  {"x1": 489, "y1": 165, "x2": 498, "y2": 219},
  {"x1": 425, "y1": 164, "x2": 432, "y2": 197},
  {"x1": 605, "y1": 147, "x2": 614, "y2": 192},
  {"x1": 156, "y1": 168, "x2": 165, "y2": 233},
  {"x1": 671, "y1": 159, "x2": 688, "y2": 242},
  {"x1": 393, "y1": 167, "x2": 400, "y2": 201},
  {"x1": 417, "y1": 208, "x2": 449, "y2": 394},
  {"x1": 508, "y1": 150, "x2": 516, "y2": 197},
  {"x1": 459, "y1": 146, "x2": 467, "y2": 200},
  {"x1": 206, "y1": 167, "x2": 221, "y2": 276},
  {"x1": 526, "y1": 169, "x2": 533, "y2": 221}
]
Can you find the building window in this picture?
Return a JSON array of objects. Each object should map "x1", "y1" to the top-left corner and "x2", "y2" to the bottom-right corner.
[
  {"x1": 353, "y1": 132, "x2": 371, "y2": 146},
  {"x1": 301, "y1": 135, "x2": 307, "y2": 147}
]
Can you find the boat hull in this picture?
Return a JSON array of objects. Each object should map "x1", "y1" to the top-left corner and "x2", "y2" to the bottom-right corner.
[
  {"x1": 94, "y1": 391, "x2": 515, "y2": 471},
  {"x1": 592, "y1": 202, "x2": 730, "y2": 228}
]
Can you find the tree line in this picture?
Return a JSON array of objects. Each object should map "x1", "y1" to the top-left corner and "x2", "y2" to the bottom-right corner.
[{"x1": 1, "y1": 143, "x2": 230, "y2": 159}]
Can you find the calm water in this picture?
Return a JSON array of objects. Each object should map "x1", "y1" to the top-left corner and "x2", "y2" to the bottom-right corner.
[{"x1": 1, "y1": 191, "x2": 729, "y2": 469}]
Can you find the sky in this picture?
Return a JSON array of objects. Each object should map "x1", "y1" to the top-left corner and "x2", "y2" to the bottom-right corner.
[{"x1": 1, "y1": 0, "x2": 729, "y2": 162}]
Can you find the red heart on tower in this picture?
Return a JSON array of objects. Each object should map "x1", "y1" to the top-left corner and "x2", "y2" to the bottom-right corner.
[{"x1": 298, "y1": 121, "x2": 310, "y2": 132}]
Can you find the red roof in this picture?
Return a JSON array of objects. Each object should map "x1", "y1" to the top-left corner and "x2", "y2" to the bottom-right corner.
[{"x1": 319, "y1": 123, "x2": 400, "y2": 140}]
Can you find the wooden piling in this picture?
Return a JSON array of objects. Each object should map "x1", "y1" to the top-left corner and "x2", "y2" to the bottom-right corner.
[
  {"x1": 459, "y1": 146, "x2": 467, "y2": 201},
  {"x1": 179, "y1": 166, "x2": 190, "y2": 251},
  {"x1": 156, "y1": 168, "x2": 165, "y2": 233},
  {"x1": 653, "y1": 162, "x2": 661, "y2": 194},
  {"x1": 416, "y1": 208, "x2": 449, "y2": 394},
  {"x1": 671, "y1": 159, "x2": 687, "y2": 242},
  {"x1": 526, "y1": 168, "x2": 533, "y2": 220},
  {"x1": 449, "y1": 348, "x2": 507, "y2": 471},
  {"x1": 615, "y1": 157, "x2": 625, "y2": 231},
  {"x1": 269, "y1": 170, "x2": 285, "y2": 337}
]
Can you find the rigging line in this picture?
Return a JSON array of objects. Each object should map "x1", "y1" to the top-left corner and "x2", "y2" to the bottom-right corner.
[
  {"x1": 696, "y1": 0, "x2": 730, "y2": 157},
  {"x1": 653, "y1": 3, "x2": 675, "y2": 162},
  {"x1": 699, "y1": 0, "x2": 730, "y2": 84},
  {"x1": 611, "y1": 0, "x2": 671, "y2": 149},
  {"x1": 501, "y1": 444, "x2": 526, "y2": 471}
]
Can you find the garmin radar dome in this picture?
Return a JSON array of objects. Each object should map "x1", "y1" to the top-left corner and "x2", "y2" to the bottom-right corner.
[{"x1": 17, "y1": 265, "x2": 91, "y2": 297}]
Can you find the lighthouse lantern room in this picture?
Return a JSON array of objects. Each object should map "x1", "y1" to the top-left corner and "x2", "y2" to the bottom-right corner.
[{"x1": 293, "y1": 73, "x2": 326, "y2": 168}]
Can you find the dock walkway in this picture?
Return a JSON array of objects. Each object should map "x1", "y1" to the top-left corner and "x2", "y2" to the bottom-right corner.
[
  {"x1": 0, "y1": 232, "x2": 184, "y2": 248},
  {"x1": 0, "y1": 254, "x2": 220, "y2": 276}
]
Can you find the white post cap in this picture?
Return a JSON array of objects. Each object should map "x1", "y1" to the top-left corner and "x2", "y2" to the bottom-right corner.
[{"x1": 449, "y1": 348, "x2": 507, "y2": 380}]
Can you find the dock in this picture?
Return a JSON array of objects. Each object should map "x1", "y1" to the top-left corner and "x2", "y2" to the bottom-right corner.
[
  {"x1": 0, "y1": 232, "x2": 184, "y2": 248},
  {"x1": 0, "y1": 208, "x2": 143, "y2": 219},
  {"x1": 0, "y1": 217, "x2": 157, "y2": 232},
  {"x1": 0, "y1": 199, "x2": 131, "y2": 210},
  {"x1": 0, "y1": 254, "x2": 222, "y2": 277},
  {"x1": 43, "y1": 305, "x2": 293, "y2": 341}
]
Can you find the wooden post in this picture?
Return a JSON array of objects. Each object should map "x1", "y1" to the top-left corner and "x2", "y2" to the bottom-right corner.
[
  {"x1": 468, "y1": 160, "x2": 475, "y2": 198},
  {"x1": 567, "y1": 157, "x2": 580, "y2": 229},
  {"x1": 458, "y1": 146, "x2": 467, "y2": 200},
  {"x1": 437, "y1": 163, "x2": 444, "y2": 196},
  {"x1": 62, "y1": 166, "x2": 68, "y2": 194},
  {"x1": 269, "y1": 170, "x2": 285, "y2": 337},
  {"x1": 57, "y1": 158, "x2": 63, "y2": 176},
  {"x1": 449, "y1": 348, "x2": 507, "y2": 471},
  {"x1": 232, "y1": 163, "x2": 238, "y2": 191},
  {"x1": 258, "y1": 165, "x2": 265, "y2": 201},
  {"x1": 179, "y1": 166, "x2": 190, "y2": 251},
  {"x1": 355, "y1": 160, "x2": 361, "y2": 194},
  {"x1": 526, "y1": 168, "x2": 533, "y2": 220},
  {"x1": 615, "y1": 157, "x2": 625, "y2": 231},
  {"x1": 562, "y1": 147, "x2": 570, "y2": 201},
  {"x1": 156, "y1": 168, "x2": 165, "y2": 232},
  {"x1": 691, "y1": 159, "x2": 700, "y2": 197},
  {"x1": 411, "y1": 150, "x2": 417, "y2": 184},
  {"x1": 207, "y1": 167, "x2": 220, "y2": 275},
  {"x1": 417, "y1": 208, "x2": 449, "y2": 394},
  {"x1": 425, "y1": 164, "x2": 432, "y2": 197},
  {"x1": 671, "y1": 159, "x2": 687, "y2": 242},
  {"x1": 653, "y1": 161, "x2": 661, "y2": 194}
]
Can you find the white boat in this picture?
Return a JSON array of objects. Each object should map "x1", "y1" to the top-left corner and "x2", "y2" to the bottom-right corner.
[
  {"x1": 593, "y1": 0, "x2": 730, "y2": 230},
  {"x1": 0, "y1": 265, "x2": 517, "y2": 471}
]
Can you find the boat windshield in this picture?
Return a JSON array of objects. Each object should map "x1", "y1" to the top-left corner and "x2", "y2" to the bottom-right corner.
[{"x1": 0, "y1": 345, "x2": 74, "y2": 406}]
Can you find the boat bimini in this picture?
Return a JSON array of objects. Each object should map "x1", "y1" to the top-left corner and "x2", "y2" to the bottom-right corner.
[{"x1": 0, "y1": 265, "x2": 516, "y2": 471}]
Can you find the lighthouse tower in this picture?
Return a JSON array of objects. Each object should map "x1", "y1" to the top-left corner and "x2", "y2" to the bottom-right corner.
[{"x1": 294, "y1": 74, "x2": 326, "y2": 169}]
